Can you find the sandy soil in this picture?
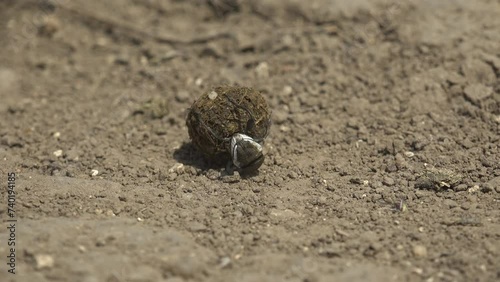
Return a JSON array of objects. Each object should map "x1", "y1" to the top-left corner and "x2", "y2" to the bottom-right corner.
[{"x1": 0, "y1": 0, "x2": 499, "y2": 281}]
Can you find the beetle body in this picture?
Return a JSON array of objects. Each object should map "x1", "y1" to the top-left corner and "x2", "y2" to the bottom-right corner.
[{"x1": 186, "y1": 86, "x2": 271, "y2": 172}]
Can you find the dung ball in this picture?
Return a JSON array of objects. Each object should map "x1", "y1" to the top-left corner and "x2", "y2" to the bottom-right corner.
[{"x1": 186, "y1": 86, "x2": 271, "y2": 161}]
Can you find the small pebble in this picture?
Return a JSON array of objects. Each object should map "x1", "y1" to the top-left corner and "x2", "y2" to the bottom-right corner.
[
  {"x1": 468, "y1": 185, "x2": 480, "y2": 193},
  {"x1": 282, "y1": 85, "x2": 293, "y2": 96},
  {"x1": 412, "y1": 245, "x2": 427, "y2": 258},
  {"x1": 288, "y1": 171, "x2": 298, "y2": 179},
  {"x1": 188, "y1": 222, "x2": 207, "y2": 232},
  {"x1": 443, "y1": 199, "x2": 458, "y2": 208},
  {"x1": 168, "y1": 163, "x2": 184, "y2": 174},
  {"x1": 454, "y1": 184, "x2": 468, "y2": 192},
  {"x1": 273, "y1": 110, "x2": 288, "y2": 124},
  {"x1": 484, "y1": 176, "x2": 500, "y2": 193},
  {"x1": 463, "y1": 84, "x2": 493, "y2": 106},
  {"x1": 279, "y1": 125, "x2": 290, "y2": 132},
  {"x1": 38, "y1": 16, "x2": 60, "y2": 37},
  {"x1": 114, "y1": 55, "x2": 129, "y2": 65},
  {"x1": 90, "y1": 169, "x2": 99, "y2": 177},
  {"x1": 53, "y1": 150, "x2": 63, "y2": 157},
  {"x1": 175, "y1": 90, "x2": 190, "y2": 103},
  {"x1": 255, "y1": 62, "x2": 269, "y2": 78},
  {"x1": 219, "y1": 257, "x2": 231, "y2": 269},
  {"x1": 34, "y1": 254, "x2": 54, "y2": 269},
  {"x1": 195, "y1": 77, "x2": 203, "y2": 86},
  {"x1": 382, "y1": 176, "x2": 395, "y2": 186},
  {"x1": 413, "y1": 268, "x2": 424, "y2": 275}
]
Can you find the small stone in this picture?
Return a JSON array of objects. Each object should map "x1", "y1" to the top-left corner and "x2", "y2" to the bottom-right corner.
[
  {"x1": 413, "y1": 268, "x2": 424, "y2": 275},
  {"x1": 395, "y1": 153, "x2": 407, "y2": 169},
  {"x1": 382, "y1": 176, "x2": 395, "y2": 186},
  {"x1": 140, "y1": 97, "x2": 169, "y2": 119},
  {"x1": 481, "y1": 54, "x2": 500, "y2": 73},
  {"x1": 38, "y1": 16, "x2": 60, "y2": 37},
  {"x1": 53, "y1": 132, "x2": 61, "y2": 138},
  {"x1": 461, "y1": 202, "x2": 471, "y2": 210},
  {"x1": 168, "y1": 163, "x2": 185, "y2": 175},
  {"x1": 188, "y1": 222, "x2": 207, "y2": 232},
  {"x1": 95, "y1": 237, "x2": 106, "y2": 247},
  {"x1": 114, "y1": 55, "x2": 129, "y2": 65},
  {"x1": 464, "y1": 84, "x2": 493, "y2": 106},
  {"x1": 282, "y1": 85, "x2": 293, "y2": 96},
  {"x1": 483, "y1": 240, "x2": 498, "y2": 255},
  {"x1": 65, "y1": 149, "x2": 79, "y2": 161},
  {"x1": 34, "y1": 254, "x2": 55, "y2": 269},
  {"x1": 385, "y1": 164, "x2": 398, "y2": 173},
  {"x1": 255, "y1": 62, "x2": 269, "y2": 79},
  {"x1": 446, "y1": 72, "x2": 465, "y2": 85},
  {"x1": 53, "y1": 150, "x2": 63, "y2": 157},
  {"x1": 317, "y1": 196, "x2": 327, "y2": 205},
  {"x1": 175, "y1": 90, "x2": 190, "y2": 103},
  {"x1": 90, "y1": 169, "x2": 99, "y2": 177},
  {"x1": 288, "y1": 171, "x2": 298, "y2": 179},
  {"x1": 242, "y1": 233, "x2": 254, "y2": 244},
  {"x1": 484, "y1": 177, "x2": 500, "y2": 193},
  {"x1": 392, "y1": 140, "x2": 405, "y2": 152},
  {"x1": 221, "y1": 172, "x2": 241, "y2": 183},
  {"x1": 78, "y1": 245, "x2": 87, "y2": 253},
  {"x1": 236, "y1": 33, "x2": 255, "y2": 51},
  {"x1": 461, "y1": 59, "x2": 496, "y2": 84},
  {"x1": 195, "y1": 77, "x2": 203, "y2": 86},
  {"x1": 273, "y1": 110, "x2": 288, "y2": 124},
  {"x1": 443, "y1": 199, "x2": 458, "y2": 208},
  {"x1": 468, "y1": 185, "x2": 480, "y2": 193},
  {"x1": 481, "y1": 184, "x2": 493, "y2": 193},
  {"x1": 454, "y1": 184, "x2": 468, "y2": 192},
  {"x1": 279, "y1": 125, "x2": 290, "y2": 132},
  {"x1": 270, "y1": 208, "x2": 299, "y2": 218},
  {"x1": 350, "y1": 178, "x2": 363, "y2": 185},
  {"x1": 205, "y1": 169, "x2": 220, "y2": 180},
  {"x1": 0, "y1": 68, "x2": 20, "y2": 96},
  {"x1": 199, "y1": 44, "x2": 224, "y2": 58},
  {"x1": 219, "y1": 257, "x2": 231, "y2": 269},
  {"x1": 412, "y1": 245, "x2": 427, "y2": 258},
  {"x1": 480, "y1": 157, "x2": 493, "y2": 167}
]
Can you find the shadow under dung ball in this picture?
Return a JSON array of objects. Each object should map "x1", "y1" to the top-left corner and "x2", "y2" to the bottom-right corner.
[{"x1": 186, "y1": 86, "x2": 271, "y2": 172}]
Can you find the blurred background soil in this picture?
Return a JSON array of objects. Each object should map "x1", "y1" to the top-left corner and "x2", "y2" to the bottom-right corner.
[{"x1": 0, "y1": 0, "x2": 499, "y2": 281}]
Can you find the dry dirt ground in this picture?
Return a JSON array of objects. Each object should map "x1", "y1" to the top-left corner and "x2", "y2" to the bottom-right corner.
[{"x1": 0, "y1": 0, "x2": 499, "y2": 281}]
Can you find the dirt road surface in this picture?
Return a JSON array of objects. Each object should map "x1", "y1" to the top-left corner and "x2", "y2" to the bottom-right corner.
[{"x1": 0, "y1": 0, "x2": 499, "y2": 281}]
